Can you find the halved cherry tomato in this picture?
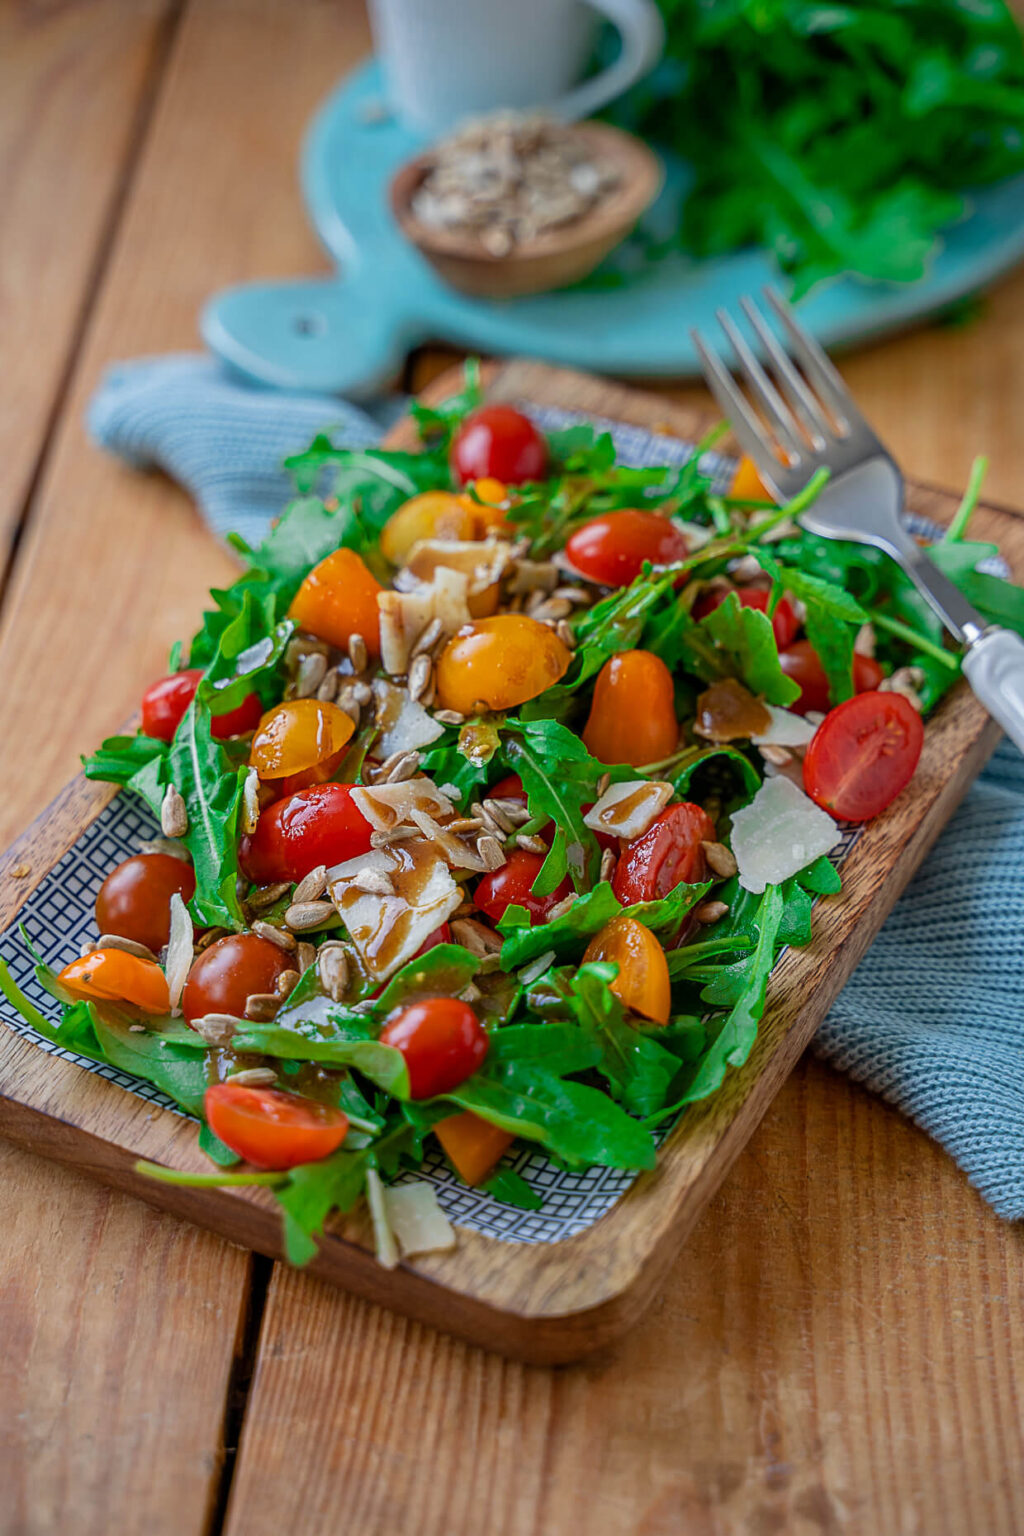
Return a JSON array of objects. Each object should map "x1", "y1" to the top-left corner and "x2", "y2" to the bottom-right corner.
[
  {"x1": 450, "y1": 405, "x2": 547, "y2": 486},
  {"x1": 95, "y1": 853, "x2": 196, "y2": 953},
  {"x1": 182, "y1": 934, "x2": 295, "y2": 1026},
  {"x1": 379, "y1": 997, "x2": 489, "y2": 1099},
  {"x1": 380, "y1": 492, "x2": 476, "y2": 565},
  {"x1": 729, "y1": 454, "x2": 773, "y2": 501},
  {"x1": 474, "y1": 848, "x2": 570, "y2": 926},
  {"x1": 249, "y1": 699, "x2": 355, "y2": 797},
  {"x1": 583, "y1": 915, "x2": 671, "y2": 1025},
  {"x1": 59, "y1": 949, "x2": 170, "y2": 1013},
  {"x1": 205, "y1": 1083, "x2": 348, "y2": 1171},
  {"x1": 779, "y1": 640, "x2": 885, "y2": 715},
  {"x1": 582, "y1": 650, "x2": 679, "y2": 767},
  {"x1": 613, "y1": 803, "x2": 716, "y2": 905},
  {"x1": 693, "y1": 584, "x2": 800, "y2": 651},
  {"x1": 803, "y1": 690, "x2": 924, "y2": 822},
  {"x1": 434, "y1": 615, "x2": 571, "y2": 715},
  {"x1": 565, "y1": 510, "x2": 688, "y2": 588},
  {"x1": 435, "y1": 1110, "x2": 514, "y2": 1185},
  {"x1": 288, "y1": 547, "x2": 383, "y2": 656},
  {"x1": 239, "y1": 782, "x2": 374, "y2": 885},
  {"x1": 140, "y1": 669, "x2": 263, "y2": 743}
]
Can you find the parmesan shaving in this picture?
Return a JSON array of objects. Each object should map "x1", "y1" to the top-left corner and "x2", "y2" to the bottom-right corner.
[
  {"x1": 583, "y1": 779, "x2": 673, "y2": 843},
  {"x1": 730, "y1": 775, "x2": 838, "y2": 894},
  {"x1": 164, "y1": 892, "x2": 193, "y2": 1016},
  {"x1": 365, "y1": 1167, "x2": 399, "y2": 1269},
  {"x1": 352, "y1": 779, "x2": 456, "y2": 834},
  {"x1": 384, "y1": 1181, "x2": 457, "y2": 1257},
  {"x1": 378, "y1": 566, "x2": 472, "y2": 674},
  {"x1": 372, "y1": 680, "x2": 445, "y2": 759},
  {"x1": 751, "y1": 706, "x2": 817, "y2": 748}
]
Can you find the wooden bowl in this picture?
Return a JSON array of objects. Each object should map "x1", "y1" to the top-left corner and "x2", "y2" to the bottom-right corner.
[{"x1": 390, "y1": 122, "x2": 663, "y2": 301}]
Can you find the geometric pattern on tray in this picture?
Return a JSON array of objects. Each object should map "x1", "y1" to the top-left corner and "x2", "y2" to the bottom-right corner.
[{"x1": 1, "y1": 411, "x2": 887, "y2": 1243}]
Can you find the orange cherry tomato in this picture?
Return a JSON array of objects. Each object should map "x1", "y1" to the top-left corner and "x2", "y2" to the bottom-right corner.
[
  {"x1": 249, "y1": 699, "x2": 355, "y2": 797},
  {"x1": 582, "y1": 650, "x2": 679, "y2": 767},
  {"x1": 59, "y1": 949, "x2": 170, "y2": 1014},
  {"x1": 435, "y1": 1110, "x2": 514, "y2": 1185},
  {"x1": 459, "y1": 477, "x2": 511, "y2": 537},
  {"x1": 434, "y1": 615, "x2": 571, "y2": 715},
  {"x1": 583, "y1": 915, "x2": 671, "y2": 1025},
  {"x1": 288, "y1": 547, "x2": 383, "y2": 656},
  {"x1": 729, "y1": 454, "x2": 773, "y2": 501},
  {"x1": 95, "y1": 853, "x2": 196, "y2": 953},
  {"x1": 204, "y1": 1083, "x2": 349, "y2": 1171},
  {"x1": 380, "y1": 492, "x2": 476, "y2": 565}
]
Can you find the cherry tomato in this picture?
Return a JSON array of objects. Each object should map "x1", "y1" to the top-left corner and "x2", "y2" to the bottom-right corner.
[
  {"x1": 435, "y1": 1110, "x2": 514, "y2": 1185},
  {"x1": 729, "y1": 454, "x2": 773, "y2": 501},
  {"x1": 450, "y1": 405, "x2": 547, "y2": 486},
  {"x1": 205, "y1": 1083, "x2": 348, "y2": 1171},
  {"x1": 380, "y1": 492, "x2": 476, "y2": 565},
  {"x1": 461, "y1": 477, "x2": 511, "y2": 536},
  {"x1": 475, "y1": 848, "x2": 570, "y2": 926},
  {"x1": 434, "y1": 615, "x2": 571, "y2": 715},
  {"x1": 59, "y1": 949, "x2": 170, "y2": 1013},
  {"x1": 249, "y1": 699, "x2": 355, "y2": 797},
  {"x1": 489, "y1": 773, "x2": 526, "y2": 803},
  {"x1": 288, "y1": 548, "x2": 383, "y2": 656},
  {"x1": 803, "y1": 690, "x2": 924, "y2": 822},
  {"x1": 182, "y1": 934, "x2": 294, "y2": 1025},
  {"x1": 95, "y1": 853, "x2": 196, "y2": 953},
  {"x1": 613, "y1": 803, "x2": 716, "y2": 905},
  {"x1": 582, "y1": 650, "x2": 679, "y2": 767},
  {"x1": 693, "y1": 584, "x2": 800, "y2": 650},
  {"x1": 779, "y1": 640, "x2": 885, "y2": 715},
  {"x1": 583, "y1": 915, "x2": 671, "y2": 1025},
  {"x1": 239, "y1": 782, "x2": 374, "y2": 886},
  {"x1": 565, "y1": 510, "x2": 688, "y2": 588},
  {"x1": 380, "y1": 997, "x2": 488, "y2": 1099},
  {"x1": 140, "y1": 669, "x2": 262, "y2": 743}
]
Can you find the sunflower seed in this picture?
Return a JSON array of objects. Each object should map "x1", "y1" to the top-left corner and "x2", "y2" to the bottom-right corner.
[
  {"x1": 507, "y1": 559, "x2": 559, "y2": 595},
  {"x1": 160, "y1": 784, "x2": 188, "y2": 838},
  {"x1": 296, "y1": 652, "x2": 328, "y2": 698},
  {"x1": 251, "y1": 920, "x2": 297, "y2": 951},
  {"x1": 481, "y1": 797, "x2": 515, "y2": 835},
  {"x1": 445, "y1": 816, "x2": 484, "y2": 834},
  {"x1": 348, "y1": 633, "x2": 369, "y2": 673},
  {"x1": 292, "y1": 864, "x2": 328, "y2": 905},
  {"x1": 408, "y1": 653, "x2": 433, "y2": 704},
  {"x1": 550, "y1": 585, "x2": 592, "y2": 605},
  {"x1": 296, "y1": 942, "x2": 317, "y2": 974},
  {"x1": 434, "y1": 708, "x2": 465, "y2": 726},
  {"x1": 555, "y1": 620, "x2": 576, "y2": 649},
  {"x1": 451, "y1": 917, "x2": 503, "y2": 955},
  {"x1": 412, "y1": 617, "x2": 444, "y2": 657},
  {"x1": 192, "y1": 1012, "x2": 243, "y2": 1045},
  {"x1": 317, "y1": 944, "x2": 350, "y2": 1001},
  {"x1": 546, "y1": 894, "x2": 576, "y2": 921},
  {"x1": 225, "y1": 1067, "x2": 278, "y2": 1087},
  {"x1": 275, "y1": 968, "x2": 301, "y2": 996},
  {"x1": 129, "y1": 1024, "x2": 147, "y2": 1033},
  {"x1": 596, "y1": 772, "x2": 611, "y2": 797},
  {"x1": 139, "y1": 837, "x2": 192, "y2": 864},
  {"x1": 96, "y1": 934, "x2": 158, "y2": 961},
  {"x1": 244, "y1": 992, "x2": 282, "y2": 1021},
  {"x1": 335, "y1": 687, "x2": 362, "y2": 727},
  {"x1": 489, "y1": 798, "x2": 531, "y2": 826},
  {"x1": 351, "y1": 869, "x2": 395, "y2": 896},
  {"x1": 248, "y1": 881, "x2": 291, "y2": 911},
  {"x1": 370, "y1": 826, "x2": 418, "y2": 849},
  {"x1": 195, "y1": 926, "x2": 229, "y2": 953},
  {"x1": 694, "y1": 900, "x2": 729, "y2": 924},
  {"x1": 529, "y1": 597, "x2": 574, "y2": 623},
  {"x1": 519, "y1": 950, "x2": 557, "y2": 985},
  {"x1": 380, "y1": 749, "x2": 421, "y2": 784},
  {"x1": 317, "y1": 670, "x2": 341, "y2": 703},
  {"x1": 516, "y1": 833, "x2": 548, "y2": 855},
  {"x1": 242, "y1": 768, "x2": 261, "y2": 835},
  {"x1": 854, "y1": 623, "x2": 876, "y2": 658},
  {"x1": 701, "y1": 840, "x2": 738, "y2": 879},
  {"x1": 476, "y1": 834, "x2": 507, "y2": 871},
  {"x1": 351, "y1": 680, "x2": 373, "y2": 706},
  {"x1": 599, "y1": 847, "x2": 617, "y2": 884},
  {"x1": 285, "y1": 901, "x2": 336, "y2": 931},
  {"x1": 758, "y1": 744, "x2": 793, "y2": 767}
]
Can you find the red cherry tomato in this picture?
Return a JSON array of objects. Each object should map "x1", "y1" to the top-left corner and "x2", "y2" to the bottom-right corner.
[
  {"x1": 141, "y1": 669, "x2": 262, "y2": 742},
  {"x1": 95, "y1": 853, "x2": 196, "y2": 953},
  {"x1": 779, "y1": 641, "x2": 885, "y2": 715},
  {"x1": 239, "y1": 782, "x2": 374, "y2": 886},
  {"x1": 182, "y1": 934, "x2": 294, "y2": 1025},
  {"x1": 204, "y1": 1083, "x2": 348, "y2": 1171},
  {"x1": 612, "y1": 803, "x2": 716, "y2": 905},
  {"x1": 565, "y1": 510, "x2": 688, "y2": 588},
  {"x1": 803, "y1": 690, "x2": 924, "y2": 822},
  {"x1": 693, "y1": 584, "x2": 800, "y2": 650},
  {"x1": 474, "y1": 848, "x2": 571, "y2": 926},
  {"x1": 379, "y1": 997, "x2": 489, "y2": 1099},
  {"x1": 489, "y1": 773, "x2": 526, "y2": 803},
  {"x1": 450, "y1": 405, "x2": 547, "y2": 486}
]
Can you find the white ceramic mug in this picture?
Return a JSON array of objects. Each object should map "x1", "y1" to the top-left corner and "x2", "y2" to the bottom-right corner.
[{"x1": 369, "y1": 0, "x2": 665, "y2": 134}]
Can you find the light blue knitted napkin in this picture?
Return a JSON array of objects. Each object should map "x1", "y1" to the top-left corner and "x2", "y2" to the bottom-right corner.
[{"x1": 88, "y1": 354, "x2": 1024, "y2": 1220}]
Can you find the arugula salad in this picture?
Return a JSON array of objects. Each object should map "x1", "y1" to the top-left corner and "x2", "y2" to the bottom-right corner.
[{"x1": 3, "y1": 367, "x2": 1022, "y2": 1267}]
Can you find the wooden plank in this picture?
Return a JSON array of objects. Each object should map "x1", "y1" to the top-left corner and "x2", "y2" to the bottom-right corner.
[
  {"x1": 0, "y1": 0, "x2": 177, "y2": 580},
  {"x1": 223, "y1": 1055, "x2": 1024, "y2": 1536},
  {"x1": 2, "y1": 358, "x2": 1020, "y2": 1364}
]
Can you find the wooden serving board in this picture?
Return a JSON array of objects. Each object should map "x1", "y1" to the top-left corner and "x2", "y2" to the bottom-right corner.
[{"x1": 0, "y1": 359, "x2": 1018, "y2": 1364}]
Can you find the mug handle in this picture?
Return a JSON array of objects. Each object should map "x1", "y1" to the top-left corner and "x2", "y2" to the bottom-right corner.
[{"x1": 551, "y1": 0, "x2": 665, "y2": 122}]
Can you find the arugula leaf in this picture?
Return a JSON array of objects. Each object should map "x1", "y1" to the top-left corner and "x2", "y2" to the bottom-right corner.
[
  {"x1": 696, "y1": 591, "x2": 801, "y2": 707},
  {"x1": 559, "y1": 962, "x2": 680, "y2": 1118},
  {"x1": 167, "y1": 696, "x2": 248, "y2": 929},
  {"x1": 755, "y1": 551, "x2": 868, "y2": 706},
  {"x1": 482, "y1": 1168, "x2": 543, "y2": 1210},
  {"x1": 497, "y1": 881, "x2": 621, "y2": 970},
  {"x1": 231, "y1": 1021, "x2": 410, "y2": 1098},
  {"x1": 501, "y1": 718, "x2": 609, "y2": 889},
  {"x1": 199, "y1": 1123, "x2": 242, "y2": 1167},
  {"x1": 374, "y1": 944, "x2": 480, "y2": 1012}
]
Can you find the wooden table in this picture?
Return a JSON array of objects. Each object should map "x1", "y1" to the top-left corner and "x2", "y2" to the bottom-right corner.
[{"x1": 3, "y1": 4, "x2": 1024, "y2": 1532}]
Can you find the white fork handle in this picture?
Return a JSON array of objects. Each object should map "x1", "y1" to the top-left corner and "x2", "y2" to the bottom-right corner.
[{"x1": 962, "y1": 628, "x2": 1024, "y2": 754}]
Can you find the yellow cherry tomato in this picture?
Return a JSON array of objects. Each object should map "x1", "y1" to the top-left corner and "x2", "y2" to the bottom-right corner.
[
  {"x1": 434, "y1": 615, "x2": 571, "y2": 714},
  {"x1": 288, "y1": 548, "x2": 383, "y2": 655},
  {"x1": 729, "y1": 454, "x2": 773, "y2": 501},
  {"x1": 380, "y1": 492, "x2": 476, "y2": 565},
  {"x1": 582, "y1": 650, "x2": 679, "y2": 768},
  {"x1": 250, "y1": 699, "x2": 355, "y2": 796},
  {"x1": 460, "y1": 477, "x2": 511, "y2": 536},
  {"x1": 59, "y1": 949, "x2": 171, "y2": 1014},
  {"x1": 583, "y1": 915, "x2": 671, "y2": 1025}
]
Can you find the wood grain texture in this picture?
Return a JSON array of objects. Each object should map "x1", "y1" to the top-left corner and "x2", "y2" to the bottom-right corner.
[
  {"x1": 0, "y1": 0, "x2": 176, "y2": 578},
  {"x1": 3, "y1": 358, "x2": 1020, "y2": 1365}
]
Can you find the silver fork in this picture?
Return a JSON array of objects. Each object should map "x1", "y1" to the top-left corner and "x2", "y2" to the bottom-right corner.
[{"x1": 692, "y1": 289, "x2": 1024, "y2": 753}]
